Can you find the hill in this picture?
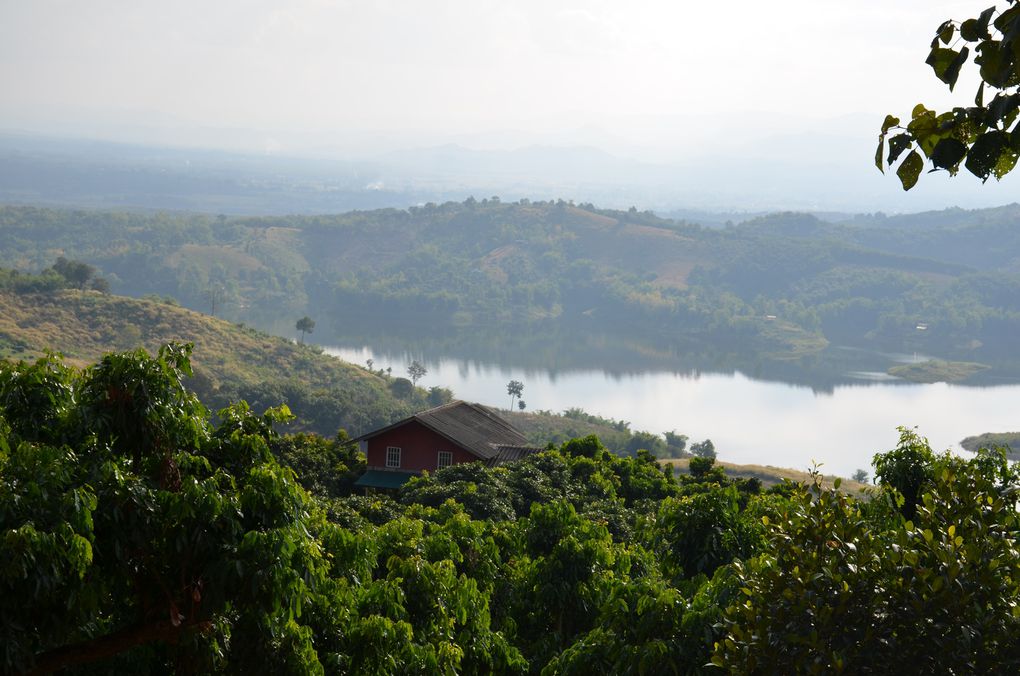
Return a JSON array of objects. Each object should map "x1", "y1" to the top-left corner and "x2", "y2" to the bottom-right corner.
[
  {"x1": 0, "y1": 287, "x2": 668, "y2": 452},
  {"x1": 0, "y1": 287, "x2": 420, "y2": 436},
  {"x1": 3, "y1": 199, "x2": 1020, "y2": 371}
]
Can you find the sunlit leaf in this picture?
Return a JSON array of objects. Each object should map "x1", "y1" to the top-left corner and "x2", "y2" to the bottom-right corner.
[{"x1": 896, "y1": 150, "x2": 924, "y2": 190}]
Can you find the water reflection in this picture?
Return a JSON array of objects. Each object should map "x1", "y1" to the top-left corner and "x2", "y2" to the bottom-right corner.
[{"x1": 322, "y1": 336, "x2": 1020, "y2": 478}]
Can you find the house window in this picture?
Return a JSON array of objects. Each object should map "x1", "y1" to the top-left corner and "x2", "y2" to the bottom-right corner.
[
  {"x1": 437, "y1": 450, "x2": 453, "y2": 469},
  {"x1": 386, "y1": 446, "x2": 401, "y2": 468}
]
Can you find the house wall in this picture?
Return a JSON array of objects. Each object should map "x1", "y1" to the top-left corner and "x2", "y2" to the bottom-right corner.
[{"x1": 365, "y1": 420, "x2": 478, "y2": 472}]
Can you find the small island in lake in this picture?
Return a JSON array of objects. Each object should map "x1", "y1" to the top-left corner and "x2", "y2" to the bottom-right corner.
[
  {"x1": 888, "y1": 359, "x2": 989, "y2": 384},
  {"x1": 960, "y1": 432, "x2": 1020, "y2": 461}
]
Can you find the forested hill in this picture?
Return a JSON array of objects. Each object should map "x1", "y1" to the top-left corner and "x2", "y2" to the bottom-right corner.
[
  {"x1": 0, "y1": 287, "x2": 417, "y2": 436},
  {"x1": 2, "y1": 200, "x2": 1020, "y2": 364},
  {"x1": 0, "y1": 285, "x2": 674, "y2": 451}
]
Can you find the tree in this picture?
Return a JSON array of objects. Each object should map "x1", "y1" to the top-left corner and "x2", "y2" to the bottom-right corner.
[
  {"x1": 203, "y1": 283, "x2": 227, "y2": 317},
  {"x1": 690, "y1": 438, "x2": 716, "y2": 459},
  {"x1": 0, "y1": 345, "x2": 327, "y2": 674},
  {"x1": 518, "y1": 399, "x2": 527, "y2": 411},
  {"x1": 50, "y1": 256, "x2": 96, "y2": 290},
  {"x1": 407, "y1": 359, "x2": 427, "y2": 385},
  {"x1": 879, "y1": 1, "x2": 1020, "y2": 189},
  {"x1": 663, "y1": 430, "x2": 688, "y2": 455},
  {"x1": 851, "y1": 468, "x2": 870, "y2": 483},
  {"x1": 90, "y1": 276, "x2": 111, "y2": 294},
  {"x1": 427, "y1": 385, "x2": 453, "y2": 407},
  {"x1": 507, "y1": 380, "x2": 524, "y2": 410},
  {"x1": 713, "y1": 445, "x2": 1020, "y2": 673},
  {"x1": 390, "y1": 377, "x2": 414, "y2": 399},
  {"x1": 296, "y1": 315, "x2": 315, "y2": 344}
]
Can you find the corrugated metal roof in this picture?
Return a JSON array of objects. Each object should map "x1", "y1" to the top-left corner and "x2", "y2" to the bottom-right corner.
[
  {"x1": 354, "y1": 469, "x2": 418, "y2": 489},
  {"x1": 358, "y1": 400, "x2": 542, "y2": 462},
  {"x1": 484, "y1": 444, "x2": 544, "y2": 465}
]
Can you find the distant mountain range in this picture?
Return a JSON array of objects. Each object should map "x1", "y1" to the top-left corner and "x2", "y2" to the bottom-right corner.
[{"x1": 3, "y1": 129, "x2": 1019, "y2": 216}]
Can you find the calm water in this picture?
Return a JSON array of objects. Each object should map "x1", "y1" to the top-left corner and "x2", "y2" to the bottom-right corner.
[{"x1": 324, "y1": 344, "x2": 1020, "y2": 478}]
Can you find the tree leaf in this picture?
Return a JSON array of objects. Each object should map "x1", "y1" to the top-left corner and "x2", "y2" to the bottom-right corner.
[
  {"x1": 882, "y1": 115, "x2": 900, "y2": 134},
  {"x1": 965, "y1": 130, "x2": 1008, "y2": 179},
  {"x1": 897, "y1": 150, "x2": 924, "y2": 190},
  {"x1": 987, "y1": 93, "x2": 1020, "y2": 125},
  {"x1": 930, "y1": 138, "x2": 967, "y2": 170},
  {"x1": 887, "y1": 134, "x2": 913, "y2": 165},
  {"x1": 875, "y1": 137, "x2": 885, "y2": 173},
  {"x1": 977, "y1": 41, "x2": 1010, "y2": 88},
  {"x1": 961, "y1": 19, "x2": 983, "y2": 42},
  {"x1": 938, "y1": 21, "x2": 956, "y2": 45},
  {"x1": 994, "y1": 148, "x2": 1018, "y2": 178}
]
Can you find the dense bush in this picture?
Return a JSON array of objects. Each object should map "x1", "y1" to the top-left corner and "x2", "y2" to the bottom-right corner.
[{"x1": 4, "y1": 347, "x2": 1019, "y2": 674}]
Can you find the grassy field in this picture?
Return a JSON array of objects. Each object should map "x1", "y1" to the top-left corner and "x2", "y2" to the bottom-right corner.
[{"x1": 663, "y1": 457, "x2": 872, "y2": 492}]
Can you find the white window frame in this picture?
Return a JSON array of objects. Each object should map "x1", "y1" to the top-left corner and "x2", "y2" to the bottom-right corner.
[
  {"x1": 437, "y1": 450, "x2": 453, "y2": 469},
  {"x1": 386, "y1": 446, "x2": 401, "y2": 469}
]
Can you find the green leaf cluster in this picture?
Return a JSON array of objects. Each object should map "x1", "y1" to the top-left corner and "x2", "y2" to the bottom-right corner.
[{"x1": 881, "y1": 2, "x2": 1020, "y2": 188}]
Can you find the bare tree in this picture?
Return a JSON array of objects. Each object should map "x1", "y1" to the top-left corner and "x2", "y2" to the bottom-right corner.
[{"x1": 204, "y1": 284, "x2": 228, "y2": 317}]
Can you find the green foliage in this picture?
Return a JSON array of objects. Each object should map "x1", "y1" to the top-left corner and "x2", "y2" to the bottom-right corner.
[
  {"x1": 506, "y1": 379, "x2": 524, "y2": 410},
  {"x1": 10, "y1": 201, "x2": 1020, "y2": 368},
  {"x1": 270, "y1": 430, "x2": 365, "y2": 499},
  {"x1": 406, "y1": 359, "x2": 427, "y2": 385},
  {"x1": 690, "y1": 438, "x2": 717, "y2": 459},
  {"x1": 687, "y1": 455, "x2": 726, "y2": 483},
  {"x1": 295, "y1": 316, "x2": 315, "y2": 343},
  {"x1": 389, "y1": 377, "x2": 414, "y2": 399},
  {"x1": 0, "y1": 345, "x2": 327, "y2": 673},
  {"x1": 714, "y1": 445, "x2": 1020, "y2": 673},
  {"x1": 872, "y1": 427, "x2": 938, "y2": 519},
  {"x1": 5, "y1": 344, "x2": 1020, "y2": 673},
  {"x1": 51, "y1": 257, "x2": 92, "y2": 289},
  {"x1": 0, "y1": 267, "x2": 70, "y2": 294},
  {"x1": 881, "y1": 1, "x2": 1020, "y2": 188}
]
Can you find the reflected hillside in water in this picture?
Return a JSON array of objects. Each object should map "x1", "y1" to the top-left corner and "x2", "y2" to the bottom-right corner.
[{"x1": 258, "y1": 315, "x2": 1020, "y2": 394}]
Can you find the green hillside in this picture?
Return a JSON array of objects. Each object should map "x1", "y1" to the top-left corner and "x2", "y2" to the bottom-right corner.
[
  {"x1": 0, "y1": 287, "x2": 420, "y2": 436},
  {"x1": 4, "y1": 200, "x2": 1020, "y2": 369},
  {"x1": 0, "y1": 286, "x2": 669, "y2": 452}
]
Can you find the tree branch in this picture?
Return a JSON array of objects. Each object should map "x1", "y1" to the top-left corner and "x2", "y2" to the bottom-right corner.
[{"x1": 25, "y1": 617, "x2": 211, "y2": 676}]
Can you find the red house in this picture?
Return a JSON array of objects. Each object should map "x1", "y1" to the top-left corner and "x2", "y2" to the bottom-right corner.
[{"x1": 354, "y1": 400, "x2": 542, "y2": 490}]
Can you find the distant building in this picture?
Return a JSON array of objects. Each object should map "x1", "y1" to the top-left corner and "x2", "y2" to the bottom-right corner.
[{"x1": 353, "y1": 400, "x2": 543, "y2": 491}]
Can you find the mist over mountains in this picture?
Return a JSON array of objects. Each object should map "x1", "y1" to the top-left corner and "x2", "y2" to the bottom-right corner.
[{"x1": 3, "y1": 122, "x2": 1019, "y2": 217}]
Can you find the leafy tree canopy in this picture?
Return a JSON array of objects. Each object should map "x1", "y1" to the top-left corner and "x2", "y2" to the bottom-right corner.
[{"x1": 0, "y1": 344, "x2": 327, "y2": 674}]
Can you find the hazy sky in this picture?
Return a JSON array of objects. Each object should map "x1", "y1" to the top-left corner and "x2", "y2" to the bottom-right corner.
[
  {"x1": 1, "y1": 1, "x2": 1015, "y2": 210},
  {"x1": 0, "y1": 1, "x2": 983, "y2": 139}
]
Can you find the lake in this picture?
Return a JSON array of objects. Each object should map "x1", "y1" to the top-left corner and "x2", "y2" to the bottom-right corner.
[{"x1": 323, "y1": 342, "x2": 1020, "y2": 478}]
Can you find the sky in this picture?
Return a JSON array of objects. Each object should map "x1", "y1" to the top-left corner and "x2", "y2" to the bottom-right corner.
[{"x1": 0, "y1": 0, "x2": 1016, "y2": 210}]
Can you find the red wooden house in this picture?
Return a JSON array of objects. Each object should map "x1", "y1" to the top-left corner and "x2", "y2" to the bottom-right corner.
[{"x1": 354, "y1": 400, "x2": 542, "y2": 490}]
